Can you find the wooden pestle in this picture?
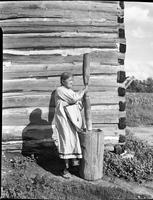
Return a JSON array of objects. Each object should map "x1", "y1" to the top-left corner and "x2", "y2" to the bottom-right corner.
[{"x1": 82, "y1": 53, "x2": 92, "y2": 131}]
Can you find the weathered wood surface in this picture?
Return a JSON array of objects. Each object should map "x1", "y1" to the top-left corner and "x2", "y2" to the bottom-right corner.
[
  {"x1": 2, "y1": 121, "x2": 125, "y2": 153},
  {"x1": 3, "y1": 32, "x2": 118, "y2": 38},
  {"x1": 2, "y1": 124, "x2": 125, "y2": 142},
  {"x1": 2, "y1": 139, "x2": 57, "y2": 154},
  {"x1": 3, "y1": 91, "x2": 125, "y2": 108},
  {"x1": 1, "y1": 0, "x2": 126, "y2": 152},
  {"x1": 1, "y1": 20, "x2": 119, "y2": 34},
  {"x1": 3, "y1": 35, "x2": 117, "y2": 49},
  {"x1": 2, "y1": 126, "x2": 122, "y2": 153},
  {"x1": 2, "y1": 106, "x2": 126, "y2": 126},
  {"x1": 1, "y1": 19, "x2": 122, "y2": 35},
  {"x1": 79, "y1": 130, "x2": 104, "y2": 180},
  {"x1": 0, "y1": 1, "x2": 118, "y2": 20},
  {"x1": 3, "y1": 50, "x2": 119, "y2": 66},
  {"x1": 1, "y1": 136, "x2": 116, "y2": 153},
  {"x1": 0, "y1": 1, "x2": 118, "y2": 3},
  {"x1": 2, "y1": 125, "x2": 54, "y2": 139},
  {"x1": 3, "y1": 63, "x2": 124, "y2": 79},
  {"x1": 3, "y1": 75, "x2": 124, "y2": 93}
]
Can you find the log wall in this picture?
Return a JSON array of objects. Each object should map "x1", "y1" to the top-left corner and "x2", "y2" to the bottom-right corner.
[{"x1": 1, "y1": 1, "x2": 126, "y2": 152}]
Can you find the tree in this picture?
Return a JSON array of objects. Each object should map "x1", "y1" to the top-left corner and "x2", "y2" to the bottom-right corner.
[{"x1": 126, "y1": 77, "x2": 153, "y2": 93}]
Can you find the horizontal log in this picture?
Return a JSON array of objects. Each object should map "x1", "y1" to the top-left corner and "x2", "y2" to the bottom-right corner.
[
  {"x1": 0, "y1": 1, "x2": 118, "y2": 13},
  {"x1": 92, "y1": 110, "x2": 126, "y2": 124},
  {"x1": 0, "y1": 19, "x2": 119, "y2": 34},
  {"x1": 0, "y1": 1, "x2": 118, "y2": 3},
  {"x1": 2, "y1": 139, "x2": 57, "y2": 154},
  {"x1": 2, "y1": 138, "x2": 54, "y2": 145},
  {"x1": 2, "y1": 124, "x2": 124, "y2": 152},
  {"x1": 3, "y1": 75, "x2": 123, "y2": 93},
  {"x1": 3, "y1": 49, "x2": 119, "y2": 66},
  {"x1": 2, "y1": 106, "x2": 126, "y2": 125},
  {"x1": 2, "y1": 135, "x2": 119, "y2": 153},
  {"x1": 3, "y1": 62, "x2": 124, "y2": 79},
  {"x1": 3, "y1": 35, "x2": 117, "y2": 49},
  {"x1": 3, "y1": 48, "x2": 118, "y2": 56},
  {"x1": 4, "y1": 32, "x2": 118, "y2": 38},
  {"x1": 118, "y1": 51, "x2": 126, "y2": 59},
  {"x1": 3, "y1": 91, "x2": 125, "y2": 108},
  {"x1": 2, "y1": 125, "x2": 54, "y2": 140},
  {"x1": 92, "y1": 124, "x2": 125, "y2": 135},
  {"x1": 0, "y1": 1, "x2": 118, "y2": 20},
  {"x1": 2, "y1": 124, "x2": 125, "y2": 142},
  {"x1": 103, "y1": 136, "x2": 119, "y2": 145}
]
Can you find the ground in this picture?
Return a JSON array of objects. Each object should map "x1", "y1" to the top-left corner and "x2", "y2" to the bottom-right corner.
[{"x1": 2, "y1": 151, "x2": 153, "y2": 200}]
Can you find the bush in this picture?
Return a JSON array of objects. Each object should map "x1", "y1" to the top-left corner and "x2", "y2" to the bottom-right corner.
[
  {"x1": 103, "y1": 132, "x2": 153, "y2": 183},
  {"x1": 127, "y1": 77, "x2": 153, "y2": 93}
]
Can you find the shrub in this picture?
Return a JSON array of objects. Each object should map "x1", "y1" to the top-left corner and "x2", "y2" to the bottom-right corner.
[{"x1": 103, "y1": 132, "x2": 153, "y2": 183}]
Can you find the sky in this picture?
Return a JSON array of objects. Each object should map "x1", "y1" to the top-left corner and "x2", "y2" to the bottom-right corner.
[{"x1": 124, "y1": 2, "x2": 153, "y2": 80}]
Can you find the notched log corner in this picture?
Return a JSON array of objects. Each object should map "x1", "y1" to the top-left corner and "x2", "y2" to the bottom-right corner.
[
  {"x1": 119, "y1": 43, "x2": 126, "y2": 53},
  {"x1": 118, "y1": 87, "x2": 126, "y2": 97},
  {"x1": 118, "y1": 117, "x2": 126, "y2": 129},
  {"x1": 119, "y1": 101, "x2": 126, "y2": 111},
  {"x1": 118, "y1": 28, "x2": 125, "y2": 39},
  {"x1": 118, "y1": 58, "x2": 124, "y2": 65},
  {"x1": 119, "y1": 1, "x2": 124, "y2": 9},
  {"x1": 118, "y1": 16, "x2": 124, "y2": 23},
  {"x1": 117, "y1": 71, "x2": 126, "y2": 83}
]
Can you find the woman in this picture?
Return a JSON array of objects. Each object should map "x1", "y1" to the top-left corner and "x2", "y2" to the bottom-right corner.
[{"x1": 54, "y1": 72, "x2": 88, "y2": 178}]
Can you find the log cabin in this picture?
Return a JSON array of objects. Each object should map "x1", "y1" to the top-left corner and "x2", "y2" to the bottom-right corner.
[{"x1": 1, "y1": 1, "x2": 126, "y2": 154}]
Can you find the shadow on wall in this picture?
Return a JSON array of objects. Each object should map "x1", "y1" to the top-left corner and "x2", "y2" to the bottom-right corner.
[
  {"x1": 21, "y1": 108, "x2": 54, "y2": 157},
  {"x1": 21, "y1": 91, "x2": 65, "y2": 175}
]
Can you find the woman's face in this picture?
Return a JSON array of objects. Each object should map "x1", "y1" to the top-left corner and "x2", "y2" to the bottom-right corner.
[{"x1": 62, "y1": 76, "x2": 73, "y2": 89}]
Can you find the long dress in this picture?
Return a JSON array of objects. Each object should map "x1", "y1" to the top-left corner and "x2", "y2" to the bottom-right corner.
[{"x1": 54, "y1": 85, "x2": 85, "y2": 159}]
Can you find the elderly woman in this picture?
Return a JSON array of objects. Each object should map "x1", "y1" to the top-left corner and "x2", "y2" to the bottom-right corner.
[{"x1": 54, "y1": 72, "x2": 88, "y2": 178}]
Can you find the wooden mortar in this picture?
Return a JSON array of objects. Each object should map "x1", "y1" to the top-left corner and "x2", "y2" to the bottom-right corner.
[{"x1": 79, "y1": 53, "x2": 104, "y2": 180}]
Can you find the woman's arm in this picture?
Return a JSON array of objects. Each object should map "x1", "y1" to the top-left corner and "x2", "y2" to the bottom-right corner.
[
  {"x1": 71, "y1": 85, "x2": 88, "y2": 102},
  {"x1": 74, "y1": 85, "x2": 88, "y2": 101},
  {"x1": 57, "y1": 85, "x2": 88, "y2": 104}
]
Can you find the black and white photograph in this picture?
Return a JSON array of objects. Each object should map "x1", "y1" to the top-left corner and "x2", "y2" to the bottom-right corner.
[{"x1": 1, "y1": 1, "x2": 153, "y2": 199}]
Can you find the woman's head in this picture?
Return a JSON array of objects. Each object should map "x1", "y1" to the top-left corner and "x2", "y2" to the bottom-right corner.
[{"x1": 60, "y1": 72, "x2": 73, "y2": 89}]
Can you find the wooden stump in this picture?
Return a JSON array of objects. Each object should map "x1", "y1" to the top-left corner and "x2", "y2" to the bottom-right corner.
[{"x1": 79, "y1": 129, "x2": 104, "y2": 181}]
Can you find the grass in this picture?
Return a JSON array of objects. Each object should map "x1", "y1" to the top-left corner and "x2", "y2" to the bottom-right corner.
[{"x1": 126, "y1": 92, "x2": 153, "y2": 127}]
